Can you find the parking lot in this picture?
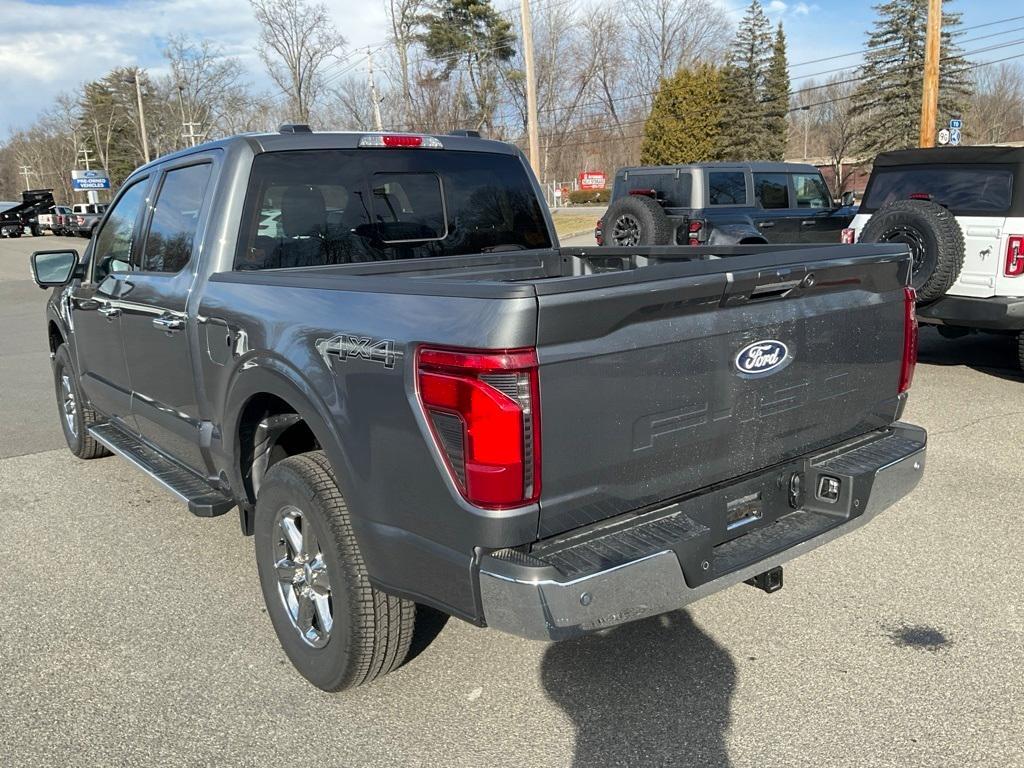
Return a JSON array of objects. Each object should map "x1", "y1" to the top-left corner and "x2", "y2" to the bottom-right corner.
[{"x1": 1, "y1": 233, "x2": 1021, "y2": 767}]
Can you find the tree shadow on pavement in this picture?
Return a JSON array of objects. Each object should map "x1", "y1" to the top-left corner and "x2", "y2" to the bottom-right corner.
[{"x1": 541, "y1": 610, "x2": 735, "y2": 768}]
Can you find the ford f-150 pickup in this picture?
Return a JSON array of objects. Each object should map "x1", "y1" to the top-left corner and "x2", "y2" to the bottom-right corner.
[{"x1": 29, "y1": 126, "x2": 927, "y2": 692}]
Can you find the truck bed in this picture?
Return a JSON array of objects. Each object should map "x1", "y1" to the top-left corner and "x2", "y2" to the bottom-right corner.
[{"x1": 212, "y1": 241, "x2": 912, "y2": 539}]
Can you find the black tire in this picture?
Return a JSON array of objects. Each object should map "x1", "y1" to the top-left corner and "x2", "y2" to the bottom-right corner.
[
  {"x1": 602, "y1": 195, "x2": 673, "y2": 246},
  {"x1": 254, "y1": 451, "x2": 415, "y2": 691},
  {"x1": 53, "y1": 344, "x2": 111, "y2": 459},
  {"x1": 30, "y1": 224, "x2": 40, "y2": 237},
  {"x1": 1017, "y1": 331, "x2": 1024, "y2": 372},
  {"x1": 859, "y1": 199, "x2": 964, "y2": 304}
]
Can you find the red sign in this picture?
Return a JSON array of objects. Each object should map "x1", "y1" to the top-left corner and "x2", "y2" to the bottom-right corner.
[{"x1": 578, "y1": 171, "x2": 607, "y2": 191}]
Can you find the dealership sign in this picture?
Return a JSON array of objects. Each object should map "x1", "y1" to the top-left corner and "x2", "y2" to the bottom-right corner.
[
  {"x1": 71, "y1": 169, "x2": 111, "y2": 190},
  {"x1": 578, "y1": 171, "x2": 607, "y2": 190}
]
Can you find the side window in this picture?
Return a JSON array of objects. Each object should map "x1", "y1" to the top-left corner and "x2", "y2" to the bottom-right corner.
[
  {"x1": 792, "y1": 173, "x2": 831, "y2": 209},
  {"x1": 141, "y1": 163, "x2": 213, "y2": 273},
  {"x1": 753, "y1": 173, "x2": 790, "y2": 209},
  {"x1": 92, "y1": 179, "x2": 149, "y2": 283},
  {"x1": 708, "y1": 172, "x2": 747, "y2": 206}
]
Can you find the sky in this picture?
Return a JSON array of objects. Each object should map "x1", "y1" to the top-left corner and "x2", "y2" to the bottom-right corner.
[{"x1": 1, "y1": 0, "x2": 1022, "y2": 134}]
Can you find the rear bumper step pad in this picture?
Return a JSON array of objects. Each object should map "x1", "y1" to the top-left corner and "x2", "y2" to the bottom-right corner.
[{"x1": 479, "y1": 423, "x2": 926, "y2": 641}]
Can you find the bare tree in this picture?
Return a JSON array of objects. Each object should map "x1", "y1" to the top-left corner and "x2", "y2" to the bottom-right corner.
[
  {"x1": 163, "y1": 35, "x2": 248, "y2": 142},
  {"x1": 625, "y1": 0, "x2": 731, "y2": 106},
  {"x1": 384, "y1": 0, "x2": 423, "y2": 120},
  {"x1": 250, "y1": 0, "x2": 346, "y2": 123},
  {"x1": 965, "y1": 62, "x2": 1024, "y2": 144},
  {"x1": 817, "y1": 73, "x2": 864, "y2": 196}
]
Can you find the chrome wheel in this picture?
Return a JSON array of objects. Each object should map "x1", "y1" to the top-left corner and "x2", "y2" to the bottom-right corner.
[
  {"x1": 611, "y1": 214, "x2": 641, "y2": 246},
  {"x1": 60, "y1": 373, "x2": 77, "y2": 438},
  {"x1": 272, "y1": 505, "x2": 333, "y2": 648}
]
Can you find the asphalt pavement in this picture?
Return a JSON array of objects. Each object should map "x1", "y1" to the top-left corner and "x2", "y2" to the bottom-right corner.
[{"x1": 0, "y1": 234, "x2": 1021, "y2": 767}]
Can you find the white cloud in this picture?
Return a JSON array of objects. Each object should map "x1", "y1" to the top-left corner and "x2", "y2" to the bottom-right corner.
[
  {"x1": 793, "y1": 2, "x2": 816, "y2": 15},
  {"x1": 0, "y1": 0, "x2": 389, "y2": 132},
  {"x1": 767, "y1": 1, "x2": 788, "y2": 13}
]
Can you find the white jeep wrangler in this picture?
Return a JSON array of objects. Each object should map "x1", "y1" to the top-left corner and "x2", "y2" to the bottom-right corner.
[{"x1": 848, "y1": 146, "x2": 1024, "y2": 370}]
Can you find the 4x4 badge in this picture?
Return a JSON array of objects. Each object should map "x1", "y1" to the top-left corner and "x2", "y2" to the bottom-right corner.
[
  {"x1": 316, "y1": 334, "x2": 399, "y2": 370},
  {"x1": 735, "y1": 340, "x2": 790, "y2": 377}
]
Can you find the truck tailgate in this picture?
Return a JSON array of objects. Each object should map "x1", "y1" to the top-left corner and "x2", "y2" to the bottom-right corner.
[{"x1": 535, "y1": 250, "x2": 910, "y2": 537}]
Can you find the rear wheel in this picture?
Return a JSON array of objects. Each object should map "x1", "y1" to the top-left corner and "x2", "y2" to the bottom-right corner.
[
  {"x1": 1017, "y1": 331, "x2": 1024, "y2": 371},
  {"x1": 254, "y1": 451, "x2": 415, "y2": 691},
  {"x1": 52, "y1": 344, "x2": 110, "y2": 459}
]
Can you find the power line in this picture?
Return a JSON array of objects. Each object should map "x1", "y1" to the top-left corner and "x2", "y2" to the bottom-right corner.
[
  {"x1": 789, "y1": 12, "x2": 1024, "y2": 69},
  {"x1": 517, "y1": 49, "x2": 1024, "y2": 153}
]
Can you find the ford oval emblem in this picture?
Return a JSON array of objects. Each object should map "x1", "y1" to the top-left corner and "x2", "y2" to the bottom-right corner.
[{"x1": 735, "y1": 340, "x2": 790, "y2": 377}]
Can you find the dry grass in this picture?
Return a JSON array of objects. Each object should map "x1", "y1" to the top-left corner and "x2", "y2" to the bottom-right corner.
[{"x1": 551, "y1": 213, "x2": 599, "y2": 237}]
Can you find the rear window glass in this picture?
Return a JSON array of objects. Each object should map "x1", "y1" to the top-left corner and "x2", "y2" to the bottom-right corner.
[
  {"x1": 708, "y1": 171, "x2": 747, "y2": 205},
  {"x1": 620, "y1": 172, "x2": 692, "y2": 207},
  {"x1": 235, "y1": 149, "x2": 551, "y2": 270},
  {"x1": 863, "y1": 165, "x2": 1014, "y2": 213}
]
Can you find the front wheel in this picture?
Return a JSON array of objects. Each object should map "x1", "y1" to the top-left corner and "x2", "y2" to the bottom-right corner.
[
  {"x1": 254, "y1": 451, "x2": 415, "y2": 691},
  {"x1": 52, "y1": 344, "x2": 110, "y2": 459}
]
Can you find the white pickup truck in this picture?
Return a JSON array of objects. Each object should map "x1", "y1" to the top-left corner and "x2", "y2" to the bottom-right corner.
[{"x1": 848, "y1": 146, "x2": 1024, "y2": 369}]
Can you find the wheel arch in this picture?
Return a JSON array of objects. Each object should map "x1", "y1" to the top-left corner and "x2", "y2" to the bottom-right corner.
[{"x1": 223, "y1": 362, "x2": 356, "y2": 529}]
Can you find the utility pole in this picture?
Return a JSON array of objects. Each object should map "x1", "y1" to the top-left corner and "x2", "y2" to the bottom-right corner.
[
  {"x1": 801, "y1": 106, "x2": 810, "y2": 159},
  {"x1": 132, "y1": 71, "x2": 151, "y2": 163},
  {"x1": 78, "y1": 147, "x2": 99, "y2": 204},
  {"x1": 367, "y1": 48, "x2": 384, "y2": 132},
  {"x1": 18, "y1": 165, "x2": 33, "y2": 191},
  {"x1": 520, "y1": 0, "x2": 541, "y2": 180},
  {"x1": 919, "y1": 0, "x2": 942, "y2": 148}
]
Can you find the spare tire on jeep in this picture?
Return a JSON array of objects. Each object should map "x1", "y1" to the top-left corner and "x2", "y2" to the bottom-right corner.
[
  {"x1": 602, "y1": 194, "x2": 673, "y2": 246},
  {"x1": 858, "y1": 199, "x2": 964, "y2": 303}
]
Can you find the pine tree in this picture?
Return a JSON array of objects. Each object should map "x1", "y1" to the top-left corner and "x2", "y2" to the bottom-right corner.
[
  {"x1": 851, "y1": 0, "x2": 971, "y2": 155},
  {"x1": 641, "y1": 64, "x2": 725, "y2": 165},
  {"x1": 763, "y1": 23, "x2": 790, "y2": 161},
  {"x1": 718, "y1": 0, "x2": 773, "y2": 160}
]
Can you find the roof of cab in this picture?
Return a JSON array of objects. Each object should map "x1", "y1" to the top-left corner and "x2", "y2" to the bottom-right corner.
[
  {"x1": 618, "y1": 161, "x2": 825, "y2": 175},
  {"x1": 132, "y1": 129, "x2": 520, "y2": 175},
  {"x1": 874, "y1": 145, "x2": 1024, "y2": 166}
]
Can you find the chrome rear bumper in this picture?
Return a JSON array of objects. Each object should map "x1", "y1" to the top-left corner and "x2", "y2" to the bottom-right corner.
[{"x1": 479, "y1": 423, "x2": 926, "y2": 641}]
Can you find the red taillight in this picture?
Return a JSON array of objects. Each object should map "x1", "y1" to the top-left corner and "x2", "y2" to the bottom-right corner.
[
  {"x1": 909, "y1": 192, "x2": 931, "y2": 201},
  {"x1": 417, "y1": 346, "x2": 540, "y2": 508},
  {"x1": 629, "y1": 189, "x2": 656, "y2": 198},
  {"x1": 687, "y1": 219, "x2": 704, "y2": 246},
  {"x1": 595, "y1": 219, "x2": 604, "y2": 246},
  {"x1": 900, "y1": 287, "x2": 918, "y2": 394},
  {"x1": 1005, "y1": 235, "x2": 1024, "y2": 277},
  {"x1": 841, "y1": 228, "x2": 855, "y2": 244}
]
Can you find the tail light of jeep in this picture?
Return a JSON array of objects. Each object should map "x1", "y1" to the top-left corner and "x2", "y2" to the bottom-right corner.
[
  {"x1": 417, "y1": 346, "x2": 540, "y2": 508},
  {"x1": 687, "y1": 219, "x2": 705, "y2": 246},
  {"x1": 899, "y1": 286, "x2": 918, "y2": 394},
  {"x1": 1005, "y1": 235, "x2": 1024, "y2": 277},
  {"x1": 841, "y1": 228, "x2": 855, "y2": 244},
  {"x1": 595, "y1": 219, "x2": 604, "y2": 246}
]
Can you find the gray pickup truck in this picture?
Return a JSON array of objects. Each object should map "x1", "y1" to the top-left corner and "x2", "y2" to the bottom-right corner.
[{"x1": 30, "y1": 127, "x2": 926, "y2": 692}]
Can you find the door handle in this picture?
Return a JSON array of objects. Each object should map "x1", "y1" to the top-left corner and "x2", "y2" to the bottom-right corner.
[
  {"x1": 801, "y1": 220, "x2": 817, "y2": 226},
  {"x1": 98, "y1": 304, "x2": 121, "y2": 318},
  {"x1": 758, "y1": 221, "x2": 775, "y2": 228},
  {"x1": 152, "y1": 315, "x2": 185, "y2": 332}
]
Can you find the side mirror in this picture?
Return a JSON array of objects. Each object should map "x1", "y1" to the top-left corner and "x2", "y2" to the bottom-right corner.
[{"x1": 30, "y1": 249, "x2": 80, "y2": 288}]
